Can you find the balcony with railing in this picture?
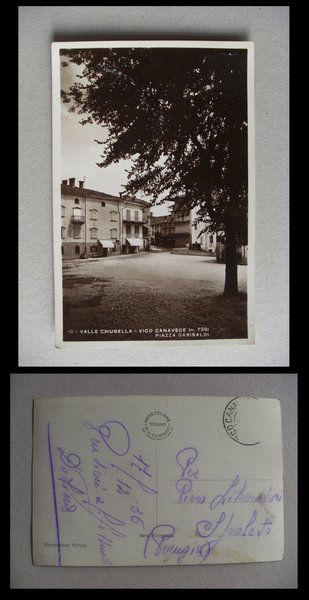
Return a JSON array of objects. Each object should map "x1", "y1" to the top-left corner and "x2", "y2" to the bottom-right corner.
[
  {"x1": 71, "y1": 213, "x2": 86, "y2": 224},
  {"x1": 71, "y1": 204, "x2": 86, "y2": 224},
  {"x1": 122, "y1": 217, "x2": 148, "y2": 224}
]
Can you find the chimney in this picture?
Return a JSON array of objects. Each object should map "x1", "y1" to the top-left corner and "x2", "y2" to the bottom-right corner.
[
  {"x1": 79, "y1": 180, "x2": 84, "y2": 189},
  {"x1": 62, "y1": 179, "x2": 68, "y2": 186},
  {"x1": 68, "y1": 177, "x2": 75, "y2": 187}
]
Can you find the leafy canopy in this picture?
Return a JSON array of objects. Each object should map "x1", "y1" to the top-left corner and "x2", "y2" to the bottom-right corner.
[{"x1": 61, "y1": 47, "x2": 248, "y2": 242}]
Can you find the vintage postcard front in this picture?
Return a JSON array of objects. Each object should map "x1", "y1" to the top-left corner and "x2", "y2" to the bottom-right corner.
[
  {"x1": 32, "y1": 396, "x2": 283, "y2": 566},
  {"x1": 52, "y1": 41, "x2": 255, "y2": 347}
]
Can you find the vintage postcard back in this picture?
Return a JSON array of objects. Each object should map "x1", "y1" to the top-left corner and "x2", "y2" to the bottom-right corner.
[{"x1": 32, "y1": 396, "x2": 283, "y2": 566}]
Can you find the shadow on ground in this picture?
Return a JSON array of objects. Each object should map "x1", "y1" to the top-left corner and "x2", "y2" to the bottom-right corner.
[{"x1": 63, "y1": 267, "x2": 247, "y2": 341}]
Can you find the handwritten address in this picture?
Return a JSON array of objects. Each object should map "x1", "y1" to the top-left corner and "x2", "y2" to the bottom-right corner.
[{"x1": 48, "y1": 422, "x2": 283, "y2": 566}]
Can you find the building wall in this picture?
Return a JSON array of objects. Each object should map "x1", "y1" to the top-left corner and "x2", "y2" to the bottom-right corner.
[
  {"x1": 192, "y1": 222, "x2": 217, "y2": 252},
  {"x1": 61, "y1": 183, "x2": 150, "y2": 258},
  {"x1": 174, "y1": 223, "x2": 191, "y2": 247},
  {"x1": 173, "y1": 208, "x2": 192, "y2": 248},
  {"x1": 150, "y1": 202, "x2": 219, "y2": 252},
  {"x1": 121, "y1": 203, "x2": 150, "y2": 253},
  {"x1": 61, "y1": 192, "x2": 121, "y2": 257},
  {"x1": 151, "y1": 214, "x2": 175, "y2": 247},
  {"x1": 189, "y1": 208, "x2": 216, "y2": 252}
]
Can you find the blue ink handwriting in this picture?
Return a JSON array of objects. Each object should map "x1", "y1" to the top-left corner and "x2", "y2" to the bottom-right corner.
[
  {"x1": 56, "y1": 447, "x2": 90, "y2": 513},
  {"x1": 130, "y1": 502, "x2": 144, "y2": 528},
  {"x1": 116, "y1": 479, "x2": 133, "y2": 495},
  {"x1": 196, "y1": 510, "x2": 273, "y2": 540},
  {"x1": 176, "y1": 478, "x2": 207, "y2": 504},
  {"x1": 82, "y1": 420, "x2": 130, "y2": 456},
  {"x1": 210, "y1": 476, "x2": 283, "y2": 510},
  {"x1": 143, "y1": 524, "x2": 211, "y2": 564},
  {"x1": 111, "y1": 463, "x2": 157, "y2": 495},
  {"x1": 176, "y1": 447, "x2": 199, "y2": 480},
  {"x1": 130, "y1": 454, "x2": 152, "y2": 478}
]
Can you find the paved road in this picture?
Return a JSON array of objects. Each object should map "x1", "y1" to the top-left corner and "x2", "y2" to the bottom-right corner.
[
  {"x1": 62, "y1": 251, "x2": 247, "y2": 341},
  {"x1": 64, "y1": 251, "x2": 247, "y2": 290}
]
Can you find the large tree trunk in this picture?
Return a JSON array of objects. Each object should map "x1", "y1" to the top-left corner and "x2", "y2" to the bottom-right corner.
[{"x1": 224, "y1": 224, "x2": 238, "y2": 297}]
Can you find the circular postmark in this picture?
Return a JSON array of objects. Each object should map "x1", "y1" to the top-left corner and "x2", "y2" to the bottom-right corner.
[
  {"x1": 223, "y1": 397, "x2": 261, "y2": 446},
  {"x1": 143, "y1": 411, "x2": 173, "y2": 440}
]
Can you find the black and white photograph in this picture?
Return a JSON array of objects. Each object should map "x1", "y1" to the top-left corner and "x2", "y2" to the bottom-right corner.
[{"x1": 52, "y1": 41, "x2": 254, "y2": 346}]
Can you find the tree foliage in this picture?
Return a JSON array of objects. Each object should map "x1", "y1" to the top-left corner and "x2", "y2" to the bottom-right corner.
[{"x1": 61, "y1": 47, "x2": 249, "y2": 295}]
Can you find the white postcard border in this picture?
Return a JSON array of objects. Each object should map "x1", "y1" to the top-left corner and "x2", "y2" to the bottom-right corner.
[{"x1": 52, "y1": 40, "x2": 255, "y2": 348}]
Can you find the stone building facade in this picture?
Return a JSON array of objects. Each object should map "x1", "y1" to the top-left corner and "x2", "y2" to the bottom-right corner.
[
  {"x1": 60, "y1": 178, "x2": 151, "y2": 259},
  {"x1": 150, "y1": 200, "x2": 217, "y2": 251},
  {"x1": 150, "y1": 198, "x2": 247, "y2": 263}
]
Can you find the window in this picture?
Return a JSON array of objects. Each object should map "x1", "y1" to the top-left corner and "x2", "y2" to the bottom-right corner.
[
  {"x1": 74, "y1": 227, "x2": 81, "y2": 239},
  {"x1": 110, "y1": 210, "x2": 117, "y2": 222},
  {"x1": 61, "y1": 205, "x2": 66, "y2": 217},
  {"x1": 209, "y1": 235, "x2": 214, "y2": 244},
  {"x1": 134, "y1": 224, "x2": 139, "y2": 235},
  {"x1": 61, "y1": 245, "x2": 64, "y2": 255},
  {"x1": 75, "y1": 245, "x2": 80, "y2": 254},
  {"x1": 111, "y1": 228, "x2": 117, "y2": 239},
  {"x1": 101, "y1": 201, "x2": 105, "y2": 207},
  {"x1": 89, "y1": 209, "x2": 98, "y2": 220},
  {"x1": 74, "y1": 198, "x2": 79, "y2": 204},
  {"x1": 134, "y1": 210, "x2": 139, "y2": 221},
  {"x1": 61, "y1": 226, "x2": 66, "y2": 239},
  {"x1": 126, "y1": 209, "x2": 131, "y2": 221},
  {"x1": 90, "y1": 227, "x2": 98, "y2": 239},
  {"x1": 126, "y1": 223, "x2": 131, "y2": 235}
]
